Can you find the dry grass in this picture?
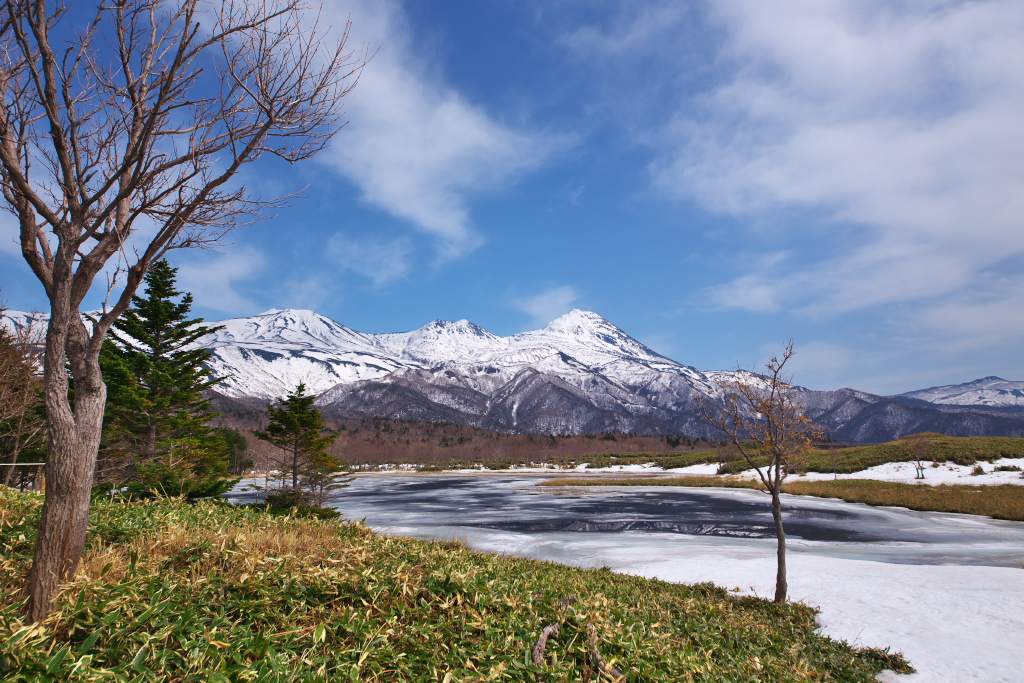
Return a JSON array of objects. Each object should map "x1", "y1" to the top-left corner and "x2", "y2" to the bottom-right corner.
[
  {"x1": 543, "y1": 476, "x2": 1024, "y2": 521},
  {"x1": 0, "y1": 489, "x2": 912, "y2": 681},
  {"x1": 781, "y1": 480, "x2": 1024, "y2": 521},
  {"x1": 539, "y1": 476, "x2": 760, "y2": 490}
]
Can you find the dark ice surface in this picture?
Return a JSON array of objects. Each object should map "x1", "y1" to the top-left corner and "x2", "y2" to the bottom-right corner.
[{"x1": 228, "y1": 474, "x2": 1024, "y2": 567}]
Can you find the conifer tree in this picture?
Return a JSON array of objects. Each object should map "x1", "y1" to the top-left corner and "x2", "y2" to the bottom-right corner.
[
  {"x1": 253, "y1": 383, "x2": 345, "y2": 505},
  {"x1": 99, "y1": 260, "x2": 233, "y2": 497},
  {"x1": 214, "y1": 426, "x2": 254, "y2": 475}
]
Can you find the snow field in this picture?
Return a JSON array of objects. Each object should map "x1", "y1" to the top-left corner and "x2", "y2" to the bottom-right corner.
[
  {"x1": 615, "y1": 545, "x2": 1024, "y2": 683},
  {"x1": 743, "y1": 458, "x2": 1024, "y2": 486}
]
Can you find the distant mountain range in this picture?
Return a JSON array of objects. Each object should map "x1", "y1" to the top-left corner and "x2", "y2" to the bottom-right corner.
[
  {"x1": 896, "y1": 376, "x2": 1024, "y2": 407},
  {"x1": 5, "y1": 307, "x2": 1024, "y2": 442}
]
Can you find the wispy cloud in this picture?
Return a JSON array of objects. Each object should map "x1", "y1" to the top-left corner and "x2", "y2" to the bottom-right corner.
[
  {"x1": 319, "y1": 0, "x2": 562, "y2": 260},
  {"x1": 910, "y1": 272, "x2": 1024, "y2": 353},
  {"x1": 276, "y1": 274, "x2": 340, "y2": 313},
  {"x1": 559, "y1": 1, "x2": 1024, "y2": 328},
  {"x1": 175, "y1": 247, "x2": 266, "y2": 315},
  {"x1": 0, "y1": 213, "x2": 19, "y2": 256},
  {"x1": 653, "y1": 0, "x2": 1024, "y2": 316},
  {"x1": 326, "y1": 233, "x2": 414, "y2": 287},
  {"x1": 513, "y1": 285, "x2": 581, "y2": 328},
  {"x1": 568, "y1": 185, "x2": 585, "y2": 206}
]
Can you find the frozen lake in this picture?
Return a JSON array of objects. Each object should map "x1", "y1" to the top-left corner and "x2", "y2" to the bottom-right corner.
[
  {"x1": 229, "y1": 473, "x2": 1024, "y2": 682},
  {"x1": 315, "y1": 474, "x2": 1024, "y2": 568}
]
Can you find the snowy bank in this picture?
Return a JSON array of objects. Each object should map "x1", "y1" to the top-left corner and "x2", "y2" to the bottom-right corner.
[{"x1": 750, "y1": 458, "x2": 1024, "y2": 486}]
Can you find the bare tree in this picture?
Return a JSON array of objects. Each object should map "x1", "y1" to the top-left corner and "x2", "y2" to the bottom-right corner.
[
  {"x1": 907, "y1": 434, "x2": 929, "y2": 480},
  {"x1": 697, "y1": 342, "x2": 822, "y2": 603},
  {"x1": 0, "y1": 0, "x2": 364, "y2": 621}
]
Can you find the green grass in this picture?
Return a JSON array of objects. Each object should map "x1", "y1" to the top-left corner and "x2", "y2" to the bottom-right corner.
[
  {"x1": 0, "y1": 489, "x2": 911, "y2": 682},
  {"x1": 541, "y1": 476, "x2": 1024, "y2": 522}
]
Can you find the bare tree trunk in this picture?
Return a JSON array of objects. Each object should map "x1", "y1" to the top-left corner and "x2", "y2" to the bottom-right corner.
[
  {"x1": 25, "y1": 302, "x2": 106, "y2": 622},
  {"x1": 2, "y1": 0, "x2": 360, "y2": 623},
  {"x1": 771, "y1": 489, "x2": 787, "y2": 603}
]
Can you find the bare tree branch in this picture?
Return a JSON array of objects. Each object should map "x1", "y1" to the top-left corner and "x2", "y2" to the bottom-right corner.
[
  {"x1": 0, "y1": 0, "x2": 365, "y2": 622},
  {"x1": 696, "y1": 341, "x2": 822, "y2": 603}
]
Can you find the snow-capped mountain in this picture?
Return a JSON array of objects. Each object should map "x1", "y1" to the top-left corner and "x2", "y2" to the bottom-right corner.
[
  {"x1": 896, "y1": 376, "x2": 1024, "y2": 407},
  {"x1": 0, "y1": 310, "x2": 49, "y2": 336},
  {"x1": 199, "y1": 309, "x2": 725, "y2": 434},
  {"x1": 199, "y1": 309, "x2": 424, "y2": 398},
  {"x1": 6, "y1": 307, "x2": 1024, "y2": 440},
  {"x1": 196, "y1": 308, "x2": 716, "y2": 403}
]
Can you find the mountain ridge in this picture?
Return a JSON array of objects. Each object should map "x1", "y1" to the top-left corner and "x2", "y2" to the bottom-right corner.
[{"x1": 4, "y1": 307, "x2": 1024, "y2": 441}]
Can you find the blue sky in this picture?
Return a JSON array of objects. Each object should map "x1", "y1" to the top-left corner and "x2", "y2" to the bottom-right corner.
[{"x1": 2, "y1": 0, "x2": 1023, "y2": 395}]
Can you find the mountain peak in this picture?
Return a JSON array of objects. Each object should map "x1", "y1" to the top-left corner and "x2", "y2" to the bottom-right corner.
[
  {"x1": 424, "y1": 318, "x2": 478, "y2": 330},
  {"x1": 897, "y1": 375, "x2": 1024, "y2": 407},
  {"x1": 258, "y1": 308, "x2": 321, "y2": 319},
  {"x1": 542, "y1": 309, "x2": 610, "y2": 334}
]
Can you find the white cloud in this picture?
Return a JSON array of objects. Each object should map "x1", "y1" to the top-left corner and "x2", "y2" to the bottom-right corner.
[
  {"x1": 779, "y1": 340, "x2": 857, "y2": 388},
  {"x1": 559, "y1": 3, "x2": 690, "y2": 59},
  {"x1": 276, "y1": 274, "x2": 339, "y2": 313},
  {"x1": 568, "y1": 185, "x2": 585, "y2": 206},
  {"x1": 0, "y1": 212, "x2": 20, "y2": 256},
  {"x1": 653, "y1": 0, "x2": 1024, "y2": 315},
  {"x1": 910, "y1": 273, "x2": 1024, "y2": 353},
  {"x1": 513, "y1": 285, "x2": 580, "y2": 328},
  {"x1": 319, "y1": 0, "x2": 561, "y2": 260},
  {"x1": 326, "y1": 233, "x2": 413, "y2": 286},
  {"x1": 638, "y1": 332, "x2": 675, "y2": 357},
  {"x1": 175, "y1": 247, "x2": 265, "y2": 315}
]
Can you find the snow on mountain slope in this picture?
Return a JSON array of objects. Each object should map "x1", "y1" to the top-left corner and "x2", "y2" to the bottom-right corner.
[
  {"x1": 7, "y1": 306, "x2": 1024, "y2": 439},
  {"x1": 195, "y1": 308, "x2": 727, "y2": 401},
  {"x1": 373, "y1": 319, "x2": 508, "y2": 364},
  {"x1": 511, "y1": 309, "x2": 669, "y2": 365},
  {"x1": 0, "y1": 310, "x2": 49, "y2": 336},
  {"x1": 200, "y1": 309, "x2": 425, "y2": 398},
  {"x1": 204, "y1": 309, "x2": 380, "y2": 354},
  {"x1": 897, "y1": 376, "x2": 1024, "y2": 407}
]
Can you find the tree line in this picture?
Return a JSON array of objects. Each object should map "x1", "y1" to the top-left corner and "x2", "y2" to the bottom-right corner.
[
  {"x1": 0, "y1": 0, "x2": 817, "y2": 625},
  {"x1": 1, "y1": 261, "x2": 347, "y2": 505},
  {"x1": 0, "y1": 0, "x2": 363, "y2": 622}
]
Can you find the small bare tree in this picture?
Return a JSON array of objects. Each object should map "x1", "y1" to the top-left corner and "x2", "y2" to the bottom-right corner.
[
  {"x1": 907, "y1": 434, "x2": 929, "y2": 480},
  {"x1": 697, "y1": 342, "x2": 822, "y2": 603},
  {"x1": 0, "y1": 0, "x2": 364, "y2": 621}
]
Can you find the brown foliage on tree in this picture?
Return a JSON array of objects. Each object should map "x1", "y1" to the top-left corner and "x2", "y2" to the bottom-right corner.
[
  {"x1": 907, "y1": 434, "x2": 929, "y2": 479},
  {"x1": 697, "y1": 341, "x2": 822, "y2": 603},
  {"x1": 0, "y1": 308, "x2": 46, "y2": 489},
  {"x1": 0, "y1": 0, "x2": 364, "y2": 621}
]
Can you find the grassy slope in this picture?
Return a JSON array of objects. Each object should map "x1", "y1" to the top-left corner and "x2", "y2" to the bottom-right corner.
[
  {"x1": 0, "y1": 491, "x2": 910, "y2": 682},
  {"x1": 450, "y1": 434, "x2": 1024, "y2": 475},
  {"x1": 540, "y1": 477, "x2": 1024, "y2": 522}
]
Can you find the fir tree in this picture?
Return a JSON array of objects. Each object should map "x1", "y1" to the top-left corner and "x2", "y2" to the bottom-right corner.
[
  {"x1": 253, "y1": 383, "x2": 347, "y2": 505},
  {"x1": 214, "y1": 426, "x2": 254, "y2": 475},
  {"x1": 99, "y1": 260, "x2": 233, "y2": 497}
]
